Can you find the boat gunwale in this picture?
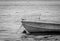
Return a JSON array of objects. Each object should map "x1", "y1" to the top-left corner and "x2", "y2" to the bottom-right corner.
[{"x1": 21, "y1": 20, "x2": 60, "y2": 25}]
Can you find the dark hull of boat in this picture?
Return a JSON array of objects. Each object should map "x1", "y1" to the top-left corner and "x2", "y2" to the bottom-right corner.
[{"x1": 22, "y1": 21, "x2": 60, "y2": 33}]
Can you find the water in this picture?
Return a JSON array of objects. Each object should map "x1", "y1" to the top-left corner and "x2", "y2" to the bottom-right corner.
[{"x1": 0, "y1": 1, "x2": 60, "y2": 41}]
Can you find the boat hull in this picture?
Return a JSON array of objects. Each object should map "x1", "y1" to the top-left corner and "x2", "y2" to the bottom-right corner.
[{"x1": 22, "y1": 21, "x2": 60, "y2": 33}]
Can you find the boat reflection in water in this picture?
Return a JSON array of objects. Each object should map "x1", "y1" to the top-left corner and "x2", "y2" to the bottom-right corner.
[{"x1": 21, "y1": 15, "x2": 60, "y2": 34}]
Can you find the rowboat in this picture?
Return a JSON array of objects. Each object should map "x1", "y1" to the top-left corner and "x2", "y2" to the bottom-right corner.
[{"x1": 21, "y1": 15, "x2": 60, "y2": 33}]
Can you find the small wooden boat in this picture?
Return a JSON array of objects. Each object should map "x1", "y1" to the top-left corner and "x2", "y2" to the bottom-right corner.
[{"x1": 21, "y1": 14, "x2": 60, "y2": 33}]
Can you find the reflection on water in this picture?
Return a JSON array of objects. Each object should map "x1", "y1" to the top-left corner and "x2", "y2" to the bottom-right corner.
[{"x1": 0, "y1": 30, "x2": 60, "y2": 41}]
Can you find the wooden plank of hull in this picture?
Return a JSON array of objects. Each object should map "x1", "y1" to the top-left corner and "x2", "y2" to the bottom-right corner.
[
  {"x1": 23, "y1": 24, "x2": 59, "y2": 32},
  {"x1": 22, "y1": 21, "x2": 60, "y2": 32}
]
